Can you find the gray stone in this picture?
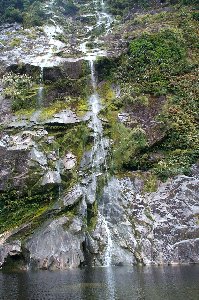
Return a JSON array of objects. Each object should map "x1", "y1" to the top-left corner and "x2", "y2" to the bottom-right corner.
[
  {"x1": 43, "y1": 59, "x2": 86, "y2": 81},
  {"x1": 0, "y1": 240, "x2": 22, "y2": 268},
  {"x1": 63, "y1": 152, "x2": 76, "y2": 170},
  {"x1": 30, "y1": 148, "x2": 47, "y2": 166},
  {"x1": 87, "y1": 170, "x2": 199, "y2": 266},
  {"x1": 41, "y1": 170, "x2": 61, "y2": 185},
  {"x1": 44, "y1": 110, "x2": 80, "y2": 125},
  {"x1": 25, "y1": 216, "x2": 85, "y2": 270},
  {"x1": 62, "y1": 184, "x2": 83, "y2": 207}
]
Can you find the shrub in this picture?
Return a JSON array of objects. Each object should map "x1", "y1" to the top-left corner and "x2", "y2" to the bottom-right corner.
[
  {"x1": 2, "y1": 72, "x2": 37, "y2": 111},
  {"x1": 128, "y1": 30, "x2": 189, "y2": 94}
]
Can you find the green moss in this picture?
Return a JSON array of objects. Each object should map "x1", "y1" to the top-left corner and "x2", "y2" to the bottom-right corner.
[
  {"x1": 15, "y1": 108, "x2": 36, "y2": 118},
  {"x1": 97, "y1": 6, "x2": 199, "y2": 179},
  {"x1": 10, "y1": 37, "x2": 21, "y2": 48},
  {"x1": 39, "y1": 101, "x2": 68, "y2": 121},
  {"x1": 46, "y1": 76, "x2": 89, "y2": 99},
  {"x1": 109, "y1": 123, "x2": 148, "y2": 172},
  {"x1": 87, "y1": 201, "x2": 98, "y2": 232},
  {"x1": 0, "y1": 188, "x2": 57, "y2": 234},
  {"x1": 143, "y1": 173, "x2": 158, "y2": 193}
]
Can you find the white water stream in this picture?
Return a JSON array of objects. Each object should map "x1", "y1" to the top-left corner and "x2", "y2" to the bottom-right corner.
[
  {"x1": 79, "y1": 0, "x2": 113, "y2": 266},
  {"x1": 34, "y1": 0, "x2": 114, "y2": 266}
]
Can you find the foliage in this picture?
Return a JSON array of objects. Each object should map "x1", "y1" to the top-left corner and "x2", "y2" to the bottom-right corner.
[
  {"x1": 125, "y1": 30, "x2": 189, "y2": 95},
  {"x1": 107, "y1": 0, "x2": 199, "y2": 16},
  {"x1": 46, "y1": 76, "x2": 89, "y2": 99},
  {"x1": 0, "y1": 0, "x2": 47, "y2": 26},
  {"x1": 153, "y1": 150, "x2": 197, "y2": 180},
  {"x1": 60, "y1": 124, "x2": 91, "y2": 162},
  {"x1": 87, "y1": 201, "x2": 98, "y2": 232},
  {"x1": 107, "y1": 0, "x2": 148, "y2": 16},
  {"x1": 0, "y1": 188, "x2": 56, "y2": 233},
  {"x1": 110, "y1": 123, "x2": 148, "y2": 171},
  {"x1": 98, "y1": 4, "x2": 199, "y2": 179},
  {"x1": 55, "y1": 0, "x2": 79, "y2": 16},
  {"x1": 2, "y1": 72, "x2": 38, "y2": 111}
]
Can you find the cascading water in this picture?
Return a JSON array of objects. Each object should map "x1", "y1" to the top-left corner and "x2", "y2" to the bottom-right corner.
[
  {"x1": 80, "y1": 0, "x2": 113, "y2": 266},
  {"x1": 37, "y1": 67, "x2": 44, "y2": 107}
]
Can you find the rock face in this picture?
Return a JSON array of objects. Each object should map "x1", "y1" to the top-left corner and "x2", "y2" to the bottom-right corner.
[
  {"x1": 25, "y1": 216, "x2": 85, "y2": 270},
  {"x1": 87, "y1": 169, "x2": 199, "y2": 266},
  {"x1": 0, "y1": 167, "x2": 198, "y2": 269},
  {"x1": 0, "y1": 146, "x2": 30, "y2": 190},
  {"x1": 0, "y1": 0, "x2": 198, "y2": 272},
  {"x1": 45, "y1": 110, "x2": 80, "y2": 126},
  {"x1": 0, "y1": 240, "x2": 22, "y2": 268},
  {"x1": 43, "y1": 60, "x2": 87, "y2": 81}
]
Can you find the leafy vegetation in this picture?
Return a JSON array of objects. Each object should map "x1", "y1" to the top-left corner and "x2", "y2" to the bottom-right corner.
[
  {"x1": 55, "y1": 0, "x2": 79, "y2": 16},
  {"x1": 127, "y1": 30, "x2": 189, "y2": 95},
  {"x1": 110, "y1": 123, "x2": 148, "y2": 171},
  {"x1": 0, "y1": 0, "x2": 79, "y2": 26},
  {"x1": 98, "y1": 4, "x2": 199, "y2": 179},
  {"x1": 107, "y1": 0, "x2": 199, "y2": 16},
  {"x1": 107, "y1": 0, "x2": 148, "y2": 16},
  {"x1": 0, "y1": 0, "x2": 47, "y2": 26},
  {"x1": 0, "y1": 188, "x2": 56, "y2": 234},
  {"x1": 2, "y1": 72, "x2": 38, "y2": 111}
]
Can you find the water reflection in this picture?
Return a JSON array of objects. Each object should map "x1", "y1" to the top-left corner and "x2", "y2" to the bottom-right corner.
[{"x1": 0, "y1": 266, "x2": 199, "y2": 300}]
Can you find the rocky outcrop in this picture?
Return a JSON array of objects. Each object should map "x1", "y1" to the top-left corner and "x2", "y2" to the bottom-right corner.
[
  {"x1": 1, "y1": 167, "x2": 198, "y2": 269},
  {"x1": 0, "y1": 240, "x2": 22, "y2": 268},
  {"x1": 25, "y1": 215, "x2": 85, "y2": 270},
  {"x1": 87, "y1": 167, "x2": 199, "y2": 266},
  {"x1": 44, "y1": 110, "x2": 80, "y2": 126},
  {"x1": 43, "y1": 59, "x2": 88, "y2": 81},
  {"x1": 118, "y1": 95, "x2": 167, "y2": 146}
]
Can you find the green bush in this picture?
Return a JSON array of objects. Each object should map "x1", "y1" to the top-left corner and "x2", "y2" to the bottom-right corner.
[
  {"x1": 59, "y1": 0, "x2": 79, "y2": 16},
  {"x1": 0, "y1": 0, "x2": 47, "y2": 25},
  {"x1": 111, "y1": 124, "x2": 148, "y2": 171},
  {"x1": 127, "y1": 30, "x2": 188, "y2": 95},
  {"x1": 2, "y1": 72, "x2": 37, "y2": 111}
]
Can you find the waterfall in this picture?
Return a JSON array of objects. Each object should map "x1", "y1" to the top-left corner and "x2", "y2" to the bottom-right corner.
[
  {"x1": 82, "y1": 0, "x2": 113, "y2": 265},
  {"x1": 103, "y1": 216, "x2": 113, "y2": 266},
  {"x1": 37, "y1": 67, "x2": 44, "y2": 107},
  {"x1": 87, "y1": 57, "x2": 113, "y2": 266},
  {"x1": 56, "y1": 147, "x2": 61, "y2": 200}
]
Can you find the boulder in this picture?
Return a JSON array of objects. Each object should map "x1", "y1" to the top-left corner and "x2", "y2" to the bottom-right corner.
[
  {"x1": 62, "y1": 152, "x2": 77, "y2": 170},
  {"x1": 41, "y1": 170, "x2": 61, "y2": 185}
]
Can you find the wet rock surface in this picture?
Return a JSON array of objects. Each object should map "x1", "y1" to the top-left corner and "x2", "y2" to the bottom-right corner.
[
  {"x1": 25, "y1": 216, "x2": 85, "y2": 270},
  {"x1": 0, "y1": 0, "x2": 198, "y2": 271},
  {"x1": 0, "y1": 240, "x2": 22, "y2": 268},
  {"x1": 88, "y1": 168, "x2": 199, "y2": 266},
  {"x1": 1, "y1": 168, "x2": 198, "y2": 269}
]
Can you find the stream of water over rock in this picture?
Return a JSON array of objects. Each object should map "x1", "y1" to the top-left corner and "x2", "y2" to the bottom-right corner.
[{"x1": 81, "y1": 0, "x2": 114, "y2": 266}]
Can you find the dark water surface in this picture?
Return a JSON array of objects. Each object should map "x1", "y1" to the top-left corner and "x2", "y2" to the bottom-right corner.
[{"x1": 0, "y1": 266, "x2": 199, "y2": 300}]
